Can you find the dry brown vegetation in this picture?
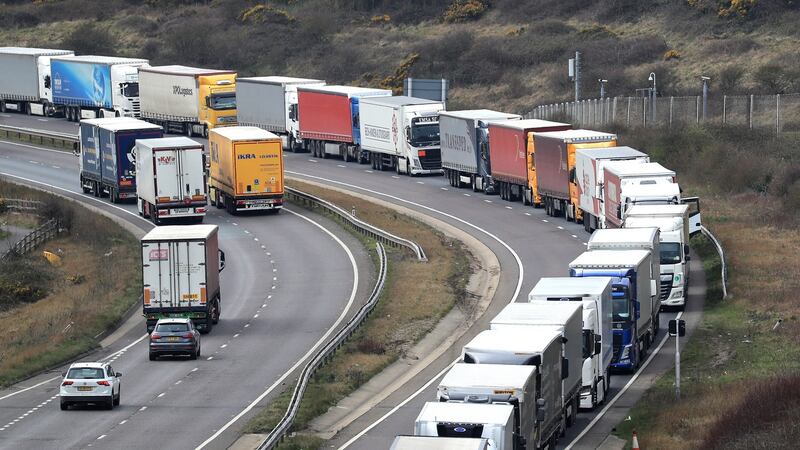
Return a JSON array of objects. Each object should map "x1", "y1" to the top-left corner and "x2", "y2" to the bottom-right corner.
[{"x1": 0, "y1": 180, "x2": 140, "y2": 386}]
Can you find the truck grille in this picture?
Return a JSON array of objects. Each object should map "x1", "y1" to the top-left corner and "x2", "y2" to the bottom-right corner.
[
  {"x1": 660, "y1": 277, "x2": 673, "y2": 301},
  {"x1": 612, "y1": 333, "x2": 623, "y2": 362},
  {"x1": 420, "y1": 149, "x2": 441, "y2": 170},
  {"x1": 132, "y1": 100, "x2": 141, "y2": 117}
]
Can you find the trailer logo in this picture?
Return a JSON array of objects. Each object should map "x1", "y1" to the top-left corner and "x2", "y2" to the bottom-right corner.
[
  {"x1": 173, "y1": 86, "x2": 193, "y2": 96},
  {"x1": 364, "y1": 125, "x2": 390, "y2": 142},
  {"x1": 443, "y1": 133, "x2": 468, "y2": 153},
  {"x1": 149, "y1": 249, "x2": 169, "y2": 261},
  {"x1": 391, "y1": 114, "x2": 398, "y2": 145},
  {"x1": 237, "y1": 154, "x2": 257, "y2": 160},
  {"x1": 157, "y1": 155, "x2": 176, "y2": 165}
]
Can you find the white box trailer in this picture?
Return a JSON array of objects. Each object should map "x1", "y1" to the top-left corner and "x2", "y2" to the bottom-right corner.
[
  {"x1": 0, "y1": 47, "x2": 74, "y2": 116},
  {"x1": 438, "y1": 363, "x2": 537, "y2": 450},
  {"x1": 415, "y1": 402, "x2": 515, "y2": 450},
  {"x1": 359, "y1": 96, "x2": 445, "y2": 175},
  {"x1": 528, "y1": 277, "x2": 613, "y2": 409},
  {"x1": 235, "y1": 76, "x2": 325, "y2": 150},
  {"x1": 574, "y1": 146, "x2": 649, "y2": 232},
  {"x1": 462, "y1": 328, "x2": 565, "y2": 449},
  {"x1": 391, "y1": 436, "x2": 489, "y2": 450},
  {"x1": 141, "y1": 225, "x2": 225, "y2": 334},
  {"x1": 624, "y1": 204, "x2": 696, "y2": 308},
  {"x1": 588, "y1": 227, "x2": 662, "y2": 317},
  {"x1": 489, "y1": 302, "x2": 583, "y2": 426},
  {"x1": 603, "y1": 161, "x2": 681, "y2": 229},
  {"x1": 135, "y1": 137, "x2": 207, "y2": 224}
]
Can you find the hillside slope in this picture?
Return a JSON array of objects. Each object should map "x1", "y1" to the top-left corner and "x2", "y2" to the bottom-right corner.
[{"x1": 3, "y1": 0, "x2": 800, "y2": 113}]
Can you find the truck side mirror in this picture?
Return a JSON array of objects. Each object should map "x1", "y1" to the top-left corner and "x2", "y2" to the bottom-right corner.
[
  {"x1": 219, "y1": 250, "x2": 226, "y2": 272},
  {"x1": 594, "y1": 334, "x2": 602, "y2": 355},
  {"x1": 536, "y1": 398, "x2": 546, "y2": 422},
  {"x1": 561, "y1": 358, "x2": 569, "y2": 379},
  {"x1": 405, "y1": 126, "x2": 411, "y2": 143},
  {"x1": 289, "y1": 104, "x2": 298, "y2": 121},
  {"x1": 684, "y1": 244, "x2": 690, "y2": 256},
  {"x1": 44, "y1": 75, "x2": 51, "y2": 89}
]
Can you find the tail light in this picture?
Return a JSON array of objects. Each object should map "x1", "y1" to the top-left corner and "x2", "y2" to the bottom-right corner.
[
  {"x1": 184, "y1": 332, "x2": 194, "y2": 339},
  {"x1": 150, "y1": 333, "x2": 161, "y2": 340},
  {"x1": 97, "y1": 381, "x2": 110, "y2": 386},
  {"x1": 62, "y1": 381, "x2": 74, "y2": 386},
  {"x1": 158, "y1": 210, "x2": 169, "y2": 216},
  {"x1": 236, "y1": 200, "x2": 246, "y2": 206},
  {"x1": 196, "y1": 208, "x2": 206, "y2": 213}
]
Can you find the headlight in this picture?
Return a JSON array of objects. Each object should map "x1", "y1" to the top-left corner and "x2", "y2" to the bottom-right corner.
[
  {"x1": 620, "y1": 345, "x2": 631, "y2": 361},
  {"x1": 670, "y1": 289, "x2": 683, "y2": 300},
  {"x1": 673, "y1": 274, "x2": 683, "y2": 286}
]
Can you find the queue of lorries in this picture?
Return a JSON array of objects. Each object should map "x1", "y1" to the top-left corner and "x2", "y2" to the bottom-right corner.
[{"x1": 2, "y1": 47, "x2": 701, "y2": 442}]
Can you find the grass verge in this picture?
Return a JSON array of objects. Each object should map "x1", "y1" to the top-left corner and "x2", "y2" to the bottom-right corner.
[
  {"x1": 240, "y1": 179, "x2": 473, "y2": 448},
  {"x1": 0, "y1": 180, "x2": 140, "y2": 387}
]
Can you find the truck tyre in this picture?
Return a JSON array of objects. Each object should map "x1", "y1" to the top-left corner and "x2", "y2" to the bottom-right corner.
[
  {"x1": 0, "y1": 101, "x2": 5, "y2": 113},
  {"x1": 25, "y1": 102, "x2": 31, "y2": 115},
  {"x1": 150, "y1": 206, "x2": 160, "y2": 225},
  {"x1": 190, "y1": 349, "x2": 198, "y2": 360},
  {"x1": 109, "y1": 187, "x2": 116, "y2": 204},
  {"x1": 211, "y1": 299, "x2": 220, "y2": 324},
  {"x1": 215, "y1": 190, "x2": 223, "y2": 209}
]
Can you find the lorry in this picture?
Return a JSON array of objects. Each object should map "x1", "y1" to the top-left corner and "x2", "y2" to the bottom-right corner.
[
  {"x1": 574, "y1": 146, "x2": 650, "y2": 232},
  {"x1": 415, "y1": 402, "x2": 516, "y2": 450},
  {"x1": 51, "y1": 55, "x2": 149, "y2": 122},
  {"x1": 207, "y1": 126, "x2": 284, "y2": 214},
  {"x1": 569, "y1": 250, "x2": 657, "y2": 372},
  {"x1": 79, "y1": 117, "x2": 163, "y2": 203},
  {"x1": 139, "y1": 65, "x2": 237, "y2": 137},
  {"x1": 462, "y1": 327, "x2": 566, "y2": 449},
  {"x1": 297, "y1": 85, "x2": 391, "y2": 162},
  {"x1": 528, "y1": 277, "x2": 613, "y2": 410},
  {"x1": 440, "y1": 110, "x2": 521, "y2": 193},
  {"x1": 587, "y1": 228, "x2": 662, "y2": 328},
  {"x1": 358, "y1": 96, "x2": 445, "y2": 175},
  {"x1": 141, "y1": 224, "x2": 225, "y2": 333},
  {"x1": 624, "y1": 204, "x2": 699, "y2": 308},
  {"x1": 437, "y1": 363, "x2": 539, "y2": 450},
  {"x1": 235, "y1": 76, "x2": 325, "y2": 151},
  {"x1": 391, "y1": 436, "x2": 489, "y2": 450},
  {"x1": 488, "y1": 302, "x2": 582, "y2": 427},
  {"x1": 602, "y1": 161, "x2": 681, "y2": 229},
  {"x1": 135, "y1": 137, "x2": 207, "y2": 224},
  {"x1": 0, "y1": 47, "x2": 74, "y2": 116},
  {"x1": 487, "y1": 119, "x2": 571, "y2": 203},
  {"x1": 532, "y1": 130, "x2": 617, "y2": 221}
]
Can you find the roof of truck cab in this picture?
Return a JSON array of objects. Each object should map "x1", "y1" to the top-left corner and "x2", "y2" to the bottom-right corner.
[
  {"x1": 135, "y1": 137, "x2": 203, "y2": 150},
  {"x1": 588, "y1": 227, "x2": 660, "y2": 247},
  {"x1": 463, "y1": 328, "x2": 562, "y2": 355},
  {"x1": 142, "y1": 225, "x2": 218, "y2": 241},
  {"x1": 360, "y1": 95, "x2": 443, "y2": 107},
  {"x1": 211, "y1": 126, "x2": 279, "y2": 141},
  {"x1": 529, "y1": 277, "x2": 613, "y2": 298},
  {"x1": 605, "y1": 161, "x2": 675, "y2": 177},
  {"x1": 490, "y1": 302, "x2": 582, "y2": 328},
  {"x1": 489, "y1": 118, "x2": 570, "y2": 130},
  {"x1": 416, "y1": 401, "x2": 513, "y2": 424},
  {"x1": 626, "y1": 204, "x2": 689, "y2": 217},
  {"x1": 237, "y1": 76, "x2": 324, "y2": 86},
  {"x1": 140, "y1": 65, "x2": 235, "y2": 75},
  {"x1": 575, "y1": 146, "x2": 648, "y2": 159},
  {"x1": 0, "y1": 47, "x2": 74, "y2": 56},
  {"x1": 534, "y1": 129, "x2": 616, "y2": 142},
  {"x1": 391, "y1": 436, "x2": 489, "y2": 450},
  {"x1": 440, "y1": 109, "x2": 521, "y2": 121},
  {"x1": 625, "y1": 216, "x2": 683, "y2": 234},
  {"x1": 51, "y1": 55, "x2": 148, "y2": 65},
  {"x1": 97, "y1": 119, "x2": 163, "y2": 132},
  {"x1": 440, "y1": 363, "x2": 535, "y2": 391},
  {"x1": 569, "y1": 249, "x2": 650, "y2": 268},
  {"x1": 297, "y1": 84, "x2": 391, "y2": 97}
]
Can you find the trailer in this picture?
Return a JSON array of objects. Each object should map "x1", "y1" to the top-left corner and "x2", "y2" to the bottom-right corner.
[
  {"x1": 415, "y1": 402, "x2": 516, "y2": 450},
  {"x1": 487, "y1": 119, "x2": 570, "y2": 204},
  {"x1": 235, "y1": 76, "x2": 325, "y2": 150},
  {"x1": 51, "y1": 55, "x2": 148, "y2": 121},
  {"x1": 603, "y1": 161, "x2": 680, "y2": 228},
  {"x1": 390, "y1": 436, "x2": 489, "y2": 450},
  {"x1": 358, "y1": 96, "x2": 445, "y2": 174},
  {"x1": 79, "y1": 117, "x2": 163, "y2": 203},
  {"x1": 141, "y1": 225, "x2": 225, "y2": 333},
  {"x1": 135, "y1": 137, "x2": 207, "y2": 224},
  {"x1": 0, "y1": 47, "x2": 74, "y2": 116},
  {"x1": 139, "y1": 65, "x2": 237, "y2": 137},
  {"x1": 574, "y1": 146, "x2": 649, "y2": 232},
  {"x1": 297, "y1": 85, "x2": 391, "y2": 162},
  {"x1": 532, "y1": 130, "x2": 617, "y2": 222},
  {"x1": 440, "y1": 110, "x2": 520, "y2": 193}
]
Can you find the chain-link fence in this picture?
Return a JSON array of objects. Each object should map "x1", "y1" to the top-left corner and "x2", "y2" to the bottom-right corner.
[{"x1": 526, "y1": 93, "x2": 800, "y2": 133}]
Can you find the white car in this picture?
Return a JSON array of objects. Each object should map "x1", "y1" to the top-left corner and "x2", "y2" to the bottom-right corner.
[{"x1": 60, "y1": 362, "x2": 122, "y2": 410}]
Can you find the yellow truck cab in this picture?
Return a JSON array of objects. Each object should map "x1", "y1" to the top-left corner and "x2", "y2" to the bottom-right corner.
[{"x1": 198, "y1": 74, "x2": 237, "y2": 132}]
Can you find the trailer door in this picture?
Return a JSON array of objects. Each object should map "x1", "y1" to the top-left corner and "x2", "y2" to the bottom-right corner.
[
  {"x1": 143, "y1": 240, "x2": 207, "y2": 310},
  {"x1": 682, "y1": 197, "x2": 702, "y2": 235}
]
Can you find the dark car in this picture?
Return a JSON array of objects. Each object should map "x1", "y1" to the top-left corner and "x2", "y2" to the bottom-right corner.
[{"x1": 149, "y1": 318, "x2": 201, "y2": 360}]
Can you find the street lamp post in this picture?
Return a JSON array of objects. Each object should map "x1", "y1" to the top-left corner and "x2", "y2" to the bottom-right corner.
[
  {"x1": 701, "y1": 76, "x2": 711, "y2": 122},
  {"x1": 599, "y1": 79, "x2": 608, "y2": 99},
  {"x1": 648, "y1": 72, "x2": 657, "y2": 123}
]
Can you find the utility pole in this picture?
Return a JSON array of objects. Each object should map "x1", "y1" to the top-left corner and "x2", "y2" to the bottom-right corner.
[
  {"x1": 701, "y1": 76, "x2": 711, "y2": 122},
  {"x1": 574, "y1": 51, "x2": 581, "y2": 102},
  {"x1": 599, "y1": 79, "x2": 608, "y2": 99}
]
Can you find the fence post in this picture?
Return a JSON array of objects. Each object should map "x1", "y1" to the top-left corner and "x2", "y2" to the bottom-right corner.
[
  {"x1": 749, "y1": 94, "x2": 754, "y2": 129},
  {"x1": 627, "y1": 97, "x2": 631, "y2": 127},
  {"x1": 696, "y1": 96, "x2": 700, "y2": 124},
  {"x1": 723, "y1": 95, "x2": 727, "y2": 125},
  {"x1": 669, "y1": 97, "x2": 674, "y2": 128},
  {"x1": 777, "y1": 93, "x2": 781, "y2": 133},
  {"x1": 643, "y1": 97, "x2": 647, "y2": 127}
]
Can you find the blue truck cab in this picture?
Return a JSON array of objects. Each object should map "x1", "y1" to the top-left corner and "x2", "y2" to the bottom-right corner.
[{"x1": 569, "y1": 249, "x2": 656, "y2": 372}]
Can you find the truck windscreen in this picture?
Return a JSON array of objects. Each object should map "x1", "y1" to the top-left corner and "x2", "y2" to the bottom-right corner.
[
  {"x1": 660, "y1": 242, "x2": 682, "y2": 264},
  {"x1": 122, "y1": 82, "x2": 139, "y2": 97},
  {"x1": 410, "y1": 123, "x2": 440, "y2": 147},
  {"x1": 209, "y1": 93, "x2": 236, "y2": 110},
  {"x1": 611, "y1": 286, "x2": 632, "y2": 322}
]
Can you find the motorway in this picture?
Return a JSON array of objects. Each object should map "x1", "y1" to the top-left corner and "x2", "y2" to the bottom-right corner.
[
  {"x1": 0, "y1": 113, "x2": 703, "y2": 449},
  {"x1": 0, "y1": 119, "x2": 373, "y2": 449}
]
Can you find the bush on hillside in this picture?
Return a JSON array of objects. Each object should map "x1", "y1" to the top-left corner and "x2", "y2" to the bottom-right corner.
[
  {"x1": 60, "y1": 23, "x2": 119, "y2": 56},
  {"x1": 442, "y1": 0, "x2": 489, "y2": 23}
]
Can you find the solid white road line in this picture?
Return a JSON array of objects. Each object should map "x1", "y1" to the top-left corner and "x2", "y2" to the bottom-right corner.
[{"x1": 195, "y1": 207, "x2": 360, "y2": 449}]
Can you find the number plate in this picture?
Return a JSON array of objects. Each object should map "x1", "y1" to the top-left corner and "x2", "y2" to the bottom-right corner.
[
  {"x1": 168, "y1": 336, "x2": 180, "y2": 342},
  {"x1": 77, "y1": 386, "x2": 93, "y2": 391},
  {"x1": 173, "y1": 208, "x2": 190, "y2": 213}
]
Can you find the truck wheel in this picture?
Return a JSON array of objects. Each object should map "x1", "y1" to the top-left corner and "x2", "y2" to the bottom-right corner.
[
  {"x1": 225, "y1": 195, "x2": 237, "y2": 215},
  {"x1": 215, "y1": 190, "x2": 223, "y2": 209},
  {"x1": 584, "y1": 215, "x2": 592, "y2": 233},
  {"x1": 150, "y1": 206, "x2": 160, "y2": 225},
  {"x1": 109, "y1": 187, "x2": 116, "y2": 204},
  {"x1": 202, "y1": 125, "x2": 208, "y2": 138},
  {"x1": 0, "y1": 101, "x2": 5, "y2": 113},
  {"x1": 211, "y1": 300, "x2": 220, "y2": 324}
]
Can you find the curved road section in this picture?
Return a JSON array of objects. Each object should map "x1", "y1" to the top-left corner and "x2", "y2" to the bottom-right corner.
[{"x1": 0, "y1": 135, "x2": 369, "y2": 450}]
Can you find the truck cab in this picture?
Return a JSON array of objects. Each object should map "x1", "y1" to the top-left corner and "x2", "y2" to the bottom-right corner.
[
  {"x1": 199, "y1": 75, "x2": 237, "y2": 131},
  {"x1": 401, "y1": 112, "x2": 441, "y2": 174},
  {"x1": 603, "y1": 161, "x2": 681, "y2": 228},
  {"x1": 111, "y1": 64, "x2": 143, "y2": 118}
]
